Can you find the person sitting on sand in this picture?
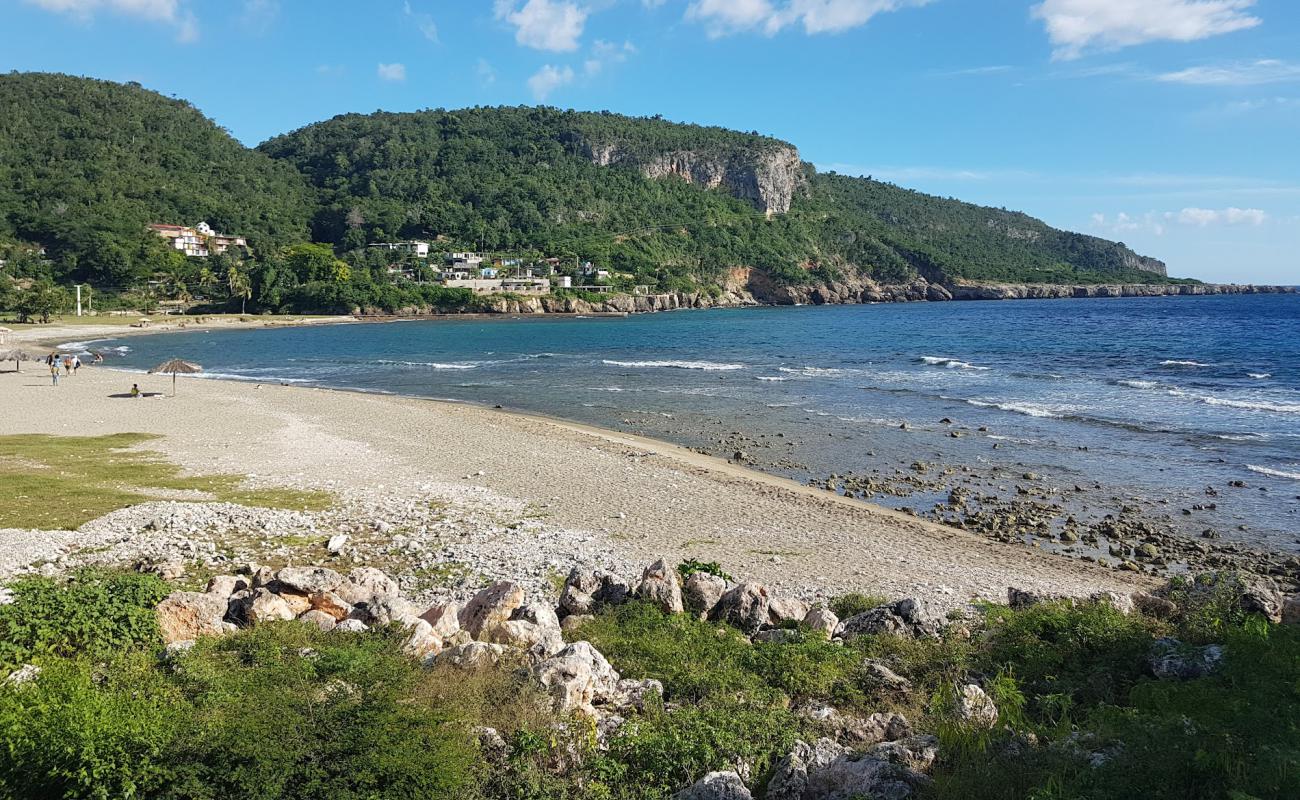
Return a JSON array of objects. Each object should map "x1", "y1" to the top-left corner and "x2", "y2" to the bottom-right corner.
[{"x1": 130, "y1": 384, "x2": 140, "y2": 398}]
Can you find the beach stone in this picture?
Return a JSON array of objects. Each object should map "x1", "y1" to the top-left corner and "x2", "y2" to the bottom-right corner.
[
  {"x1": 1149, "y1": 637, "x2": 1224, "y2": 680},
  {"x1": 204, "y1": 575, "x2": 248, "y2": 597},
  {"x1": 532, "y1": 641, "x2": 620, "y2": 716},
  {"x1": 672, "y1": 771, "x2": 752, "y2": 800},
  {"x1": 155, "y1": 591, "x2": 228, "y2": 644},
  {"x1": 459, "y1": 581, "x2": 527, "y2": 639},
  {"x1": 768, "y1": 596, "x2": 811, "y2": 626},
  {"x1": 803, "y1": 607, "x2": 840, "y2": 638},
  {"x1": 712, "y1": 581, "x2": 771, "y2": 635},
  {"x1": 334, "y1": 567, "x2": 400, "y2": 605},
  {"x1": 684, "y1": 572, "x2": 727, "y2": 619},
  {"x1": 400, "y1": 619, "x2": 443, "y2": 659},
  {"x1": 245, "y1": 589, "x2": 296, "y2": 624},
  {"x1": 766, "y1": 739, "x2": 849, "y2": 800},
  {"x1": 955, "y1": 684, "x2": 999, "y2": 728},
  {"x1": 299, "y1": 609, "x2": 338, "y2": 631},
  {"x1": 274, "y1": 566, "x2": 342, "y2": 595},
  {"x1": 308, "y1": 591, "x2": 353, "y2": 621},
  {"x1": 419, "y1": 601, "x2": 462, "y2": 638},
  {"x1": 433, "y1": 641, "x2": 508, "y2": 670},
  {"x1": 635, "y1": 558, "x2": 684, "y2": 614}
]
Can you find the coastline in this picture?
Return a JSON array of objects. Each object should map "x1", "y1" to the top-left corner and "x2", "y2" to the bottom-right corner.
[{"x1": 0, "y1": 365, "x2": 1156, "y2": 609}]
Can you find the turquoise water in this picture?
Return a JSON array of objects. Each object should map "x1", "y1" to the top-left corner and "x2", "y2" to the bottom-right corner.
[{"x1": 83, "y1": 294, "x2": 1300, "y2": 552}]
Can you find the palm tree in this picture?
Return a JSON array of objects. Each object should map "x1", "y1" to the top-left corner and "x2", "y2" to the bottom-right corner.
[
  {"x1": 197, "y1": 265, "x2": 217, "y2": 299},
  {"x1": 227, "y1": 266, "x2": 252, "y2": 314}
]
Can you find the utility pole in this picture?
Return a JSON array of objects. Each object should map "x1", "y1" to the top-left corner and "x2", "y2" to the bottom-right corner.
[{"x1": 76, "y1": 284, "x2": 82, "y2": 317}]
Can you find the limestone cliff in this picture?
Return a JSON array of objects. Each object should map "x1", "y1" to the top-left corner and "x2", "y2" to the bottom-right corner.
[{"x1": 584, "y1": 142, "x2": 804, "y2": 216}]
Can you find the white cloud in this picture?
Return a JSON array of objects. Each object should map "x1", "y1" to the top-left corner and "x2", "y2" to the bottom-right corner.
[
  {"x1": 377, "y1": 62, "x2": 407, "y2": 81},
  {"x1": 584, "y1": 39, "x2": 636, "y2": 77},
  {"x1": 476, "y1": 59, "x2": 498, "y2": 85},
  {"x1": 686, "y1": 0, "x2": 927, "y2": 37},
  {"x1": 495, "y1": 0, "x2": 588, "y2": 52},
  {"x1": 1158, "y1": 59, "x2": 1300, "y2": 86},
  {"x1": 403, "y1": 1, "x2": 438, "y2": 42},
  {"x1": 1172, "y1": 207, "x2": 1268, "y2": 226},
  {"x1": 1031, "y1": 0, "x2": 1261, "y2": 60},
  {"x1": 1092, "y1": 211, "x2": 1165, "y2": 236},
  {"x1": 527, "y1": 64, "x2": 576, "y2": 100},
  {"x1": 239, "y1": 0, "x2": 277, "y2": 35},
  {"x1": 23, "y1": 0, "x2": 200, "y2": 42}
]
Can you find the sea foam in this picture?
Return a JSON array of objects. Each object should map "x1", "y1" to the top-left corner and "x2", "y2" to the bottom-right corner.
[
  {"x1": 919, "y1": 356, "x2": 991, "y2": 370},
  {"x1": 1247, "y1": 465, "x2": 1300, "y2": 481},
  {"x1": 603, "y1": 359, "x2": 744, "y2": 371}
]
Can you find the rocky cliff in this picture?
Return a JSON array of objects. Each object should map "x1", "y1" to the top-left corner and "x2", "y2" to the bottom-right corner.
[{"x1": 585, "y1": 142, "x2": 804, "y2": 216}]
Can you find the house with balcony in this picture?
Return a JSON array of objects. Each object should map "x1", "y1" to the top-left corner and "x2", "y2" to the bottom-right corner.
[{"x1": 148, "y1": 222, "x2": 247, "y2": 258}]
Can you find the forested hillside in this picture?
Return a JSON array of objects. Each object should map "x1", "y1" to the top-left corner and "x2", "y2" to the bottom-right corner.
[{"x1": 0, "y1": 73, "x2": 1183, "y2": 317}]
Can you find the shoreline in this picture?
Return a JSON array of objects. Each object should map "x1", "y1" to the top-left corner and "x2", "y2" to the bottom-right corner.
[{"x1": 0, "y1": 365, "x2": 1156, "y2": 609}]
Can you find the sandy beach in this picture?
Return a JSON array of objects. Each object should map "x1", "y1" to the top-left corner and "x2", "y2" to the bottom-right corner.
[{"x1": 0, "y1": 358, "x2": 1157, "y2": 608}]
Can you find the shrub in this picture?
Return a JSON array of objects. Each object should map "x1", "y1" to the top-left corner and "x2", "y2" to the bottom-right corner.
[
  {"x1": 0, "y1": 569, "x2": 168, "y2": 672},
  {"x1": 829, "y1": 592, "x2": 887, "y2": 620},
  {"x1": 676, "y1": 559, "x2": 731, "y2": 582}
]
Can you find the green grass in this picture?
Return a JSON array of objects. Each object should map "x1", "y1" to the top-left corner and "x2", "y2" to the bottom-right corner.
[{"x1": 0, "y1": 433, "x2": 333, "y2": 529}]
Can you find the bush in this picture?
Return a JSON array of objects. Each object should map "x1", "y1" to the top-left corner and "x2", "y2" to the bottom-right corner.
[
  {"x1": 0, "y1": 569, "x2": 168, "y2": 672},
  {"x1": 829, "y1": 592, "x2": 887, "y2": 620},
  {"x1": 676, "y1": 559, "x2": 730, "y2": 582}
]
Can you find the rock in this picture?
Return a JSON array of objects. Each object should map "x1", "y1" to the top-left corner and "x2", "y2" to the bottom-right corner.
[
  {"x1": 205, "y1": 575, "x2": 248, "y2": 597},
  {"x1": 1089, "y1": 591, "x2": 1136, "y2": 615},
  {"x1": 862, "y1": 659, "x2": 912, "y2": 693},
  {"x1": 155, "y1": 591, "x2": 228, "y2": 644},
  {"x1": 636, "y1": 558, "x2": 685, "y2": 614},
  {"x1": 459, "y1": 581, "x2": 527, "y2": 639},
  {"x1": 419, "y1": 601, "x2": 462, "y2": 638},
  {"x1": 711, "y1": 582, "x2": 770, "y2": 635},
  {"x1": 753, "y1": 628, "x2": 804, "y2": 644},
  {"x1": 5, "y1": 664, "x2": 41, "y2": 686},
  {"x1": 1283, "y1": 595, "x2": 1300, "y2": 626},
  {"x1": 400, "y1": 619, "x2": 443, "y2": 659},
  {"x1": 801, "y1": 737, "x2": 935, "y2": 800},
  {"x1": 532, "y1": 640, "x2": 621, "y2": 716},
  {"x1": 800, "y1": 702, "x2": 912, "y2": 745},
  {"x1": 299, "y1": 609, "x2": 338, "y2": 631},
  {"x1": 274, "y1": 566, "x2": 342, "y2": 595},
  {"x1": 276, "y1": 589, "x2": 312, "y2": 616},
  {"x1": 866, "y1": 734, "x2": 939, "y2": 771},
  {"x1": 245, "y1": 588, "x2": 296, "y2": 624},
  {"x1": 335, "y1": 618, "x2": 368, "y2": 633},
  {"x1": 955, "y1": 684, "x2": 999, "y2": 728},
  {"x1": 1241, "y1": 575, "x2": 1284, "y2": 623},
  {"x1": 1007, "y1": 587, "x2": 1058, "y2": 609},
  {"x1": 486, "y1": 619, "x2": 564, "y2": 656},
  {"x1": 475, "y1": 726, "x2": 510, "y2": 761},
  {"x1": 766, "y1": 738, "x2": 849, "y2": 800},
  {"x1": 350, "y1": 595, "x2": 420, "y2": 627},
  {"x1": 1137, "y1": 543, "x2": 1159, "y2": 559},
  {"x1": 326, "y1": 534, "x2": 349, "y2": 554},
  {"x1": 1132, "y1": 592, "x2": 1177, "y2": 618},
  {"x1": 560, "y1": 568, "x2": 633, "y2": 617},
  {"x1": 250, "y1": 565, "x2": 276, "y2": 589},
  {"x1": 308, "y1": 591, "x2": 353, "y2": 621},
  {"x1": 768, "y1": 596, "x2": 811, "y2": 626},
  {"x1": 433, "y1": 641, "x2": 509, "y2": 670},
  {"x1": 1149, "y1": 637, "x2": 1223, "y2": 680},
  {"x1": 334, "y1": 567, "x2": 400, "y2": 605},
  {"x1": 672, "y1": 771, "x2": 752, "y2": 800},
  {"x1": 558, "y1": 583, "x2": 595, "y2": 617},
  {"x1": 607, "y1": 677, "x2": 664, "y2": 712},
  {"x1": 684, "y1": 572, "x2": 727, "y2": 619},
  {"x1": 803, "y1": 607, "x2": 840, "y2": 638},
  {"x1": 838, "y1": 599, "x2": 932, "y2": 640}
]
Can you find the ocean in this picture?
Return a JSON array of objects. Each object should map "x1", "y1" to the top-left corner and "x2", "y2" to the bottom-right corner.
[{"x1": 81, "y1": 293, "x2": 1300, "y2": 557}]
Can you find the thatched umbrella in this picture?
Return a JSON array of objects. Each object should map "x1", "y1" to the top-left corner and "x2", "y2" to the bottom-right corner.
[
  {"x1": 0, "y1": 349, "x2": 30, "y2": 372},
  {"x1": 149, "y1": 358, "x2": 202, "y2": 396}
]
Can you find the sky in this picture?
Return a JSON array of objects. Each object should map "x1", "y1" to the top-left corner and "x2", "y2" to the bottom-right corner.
[{"x1": 2, "y1": 0, "x2": 1298, "y2": 284}]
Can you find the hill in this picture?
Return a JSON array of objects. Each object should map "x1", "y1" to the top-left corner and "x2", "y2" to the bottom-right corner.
[
  {"x1": 0, "y1": 72, "x2": 312, "y2": 288},
  {"x1": 260, "y1": 106, "x2": 1173, "y2": 292}
]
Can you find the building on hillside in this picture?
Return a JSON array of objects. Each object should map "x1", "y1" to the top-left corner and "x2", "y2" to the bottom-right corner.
[
  {"x1": 444, "y1": 278, "x2": 551, "y2": 296},
  {"x1": 553, "y1": 275, "x2": 572, "y2": 289},
  {"x1": 369, "y1": 241, "x2": 431, "y2": 258},
  {"x1": 448, "y1": 251, "x2": 486, "y2": 269},
  {"x1": 148, "y1": 222, "x2": 247, "y2": 258},
  {"x1": 479, "y1": 267, "x2": 499, "y2": 279}
]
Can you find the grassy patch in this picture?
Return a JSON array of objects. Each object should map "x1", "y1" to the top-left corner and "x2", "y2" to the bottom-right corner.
[{"x1": 0, "y1": 433, "x2": 332, "y2": 529}]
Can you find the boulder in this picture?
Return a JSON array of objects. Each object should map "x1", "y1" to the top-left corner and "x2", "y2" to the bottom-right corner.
[
  {"x1": 1132, "y1": 592, "x2": 1178, "y2": 618},
  {"x1": 1241, "y1": 575, "x2": 1284, "y2": 623},
  {"x1": 532, "y1": 641, "x2": 621, "y2": 716},
  {"x1": 803, "y1": 607, "x2": 840, "y2": 638},
  {"x1": 419, "y1": 601, "x2": 462, "y2": 638},
  {"x1": 711, "y1": 582, "x2": 770, "y2": 635},
  {"x1": 434, "y1": 641, "x2": 509, "y2": 670},
  {"x1": 558, "y1": 583, "x2": 596, "y2": 617},
  {"x1": 768, "y1": 596, "x2": 811, "y2": 626},
  {"x1": 799, "y1": 702, "x2": 911, "y2": 746},
  {"x1": 335, "y1": 618, "x2": 368, "y2": 633},
  {"x1": 350, "y1": 595, "x2": 421, "y2": 627},
  {"x1": 862, "y1": 660, "x2": 912, "y2": 694},
  {"x1": 636, "y1": 558, "x2": 684, "y2": 614},
  {"x1": 244, "y1": 588, "x2": 296, "y2": 624},
  {"x1": 204, "y1": 575, "x2": 248, "y2": 597},
  {"x1": 308, "y1": 591, "x2": 353, "y2": 621},
  {"x1": 1283, "y1": 595, "x2": 1300, "y2": 626},
  {"x1": 334, "y1": 567, "x2": 400, "y2": 605},
  {"x1": 1149, "y1": 637, "x2": 1224, "y2": 680},
  {"x1": 684, "y1": 572, "x2": 727, "y2": 619},
  {"x1": 326, "y1": 534, "x2": 349, "y2": 554},
  {"x1": 5, "y1": 664, "x2": 41, "y2": 686},
  {"x1": 561, "y1": 614, "x2": 594, "y2": 633},
  {"x1": 559, "y1": 567, "x2": 632, "y2": 616},
  {"x1": 274, "y1": 566, "x2": 343, "y2": 595},
  {"x1": 401, "y1": 619, "x2": 443, "y2": 659},
  {"x1": 785, "y1": 735, "x2": 935, "y2": 800},
  {"x1": 276, "y1": 589, "x2": 313, "y2": 617},
  {"x1": 155, "y1": 591, "x2": 228, "y2": 644},
  {"x1": 672, "y1": 771, "x2": 752, "y2": 800},
  {"x1": 459, "y1": 581, "x2": 527, "y2": 639},
  {"x1": 607, "y1": 677, "x2": 664, "y2": 712},
  {"x1": 485, "y1": 619, "x2": 564, "y2": 656},
  {"x1": 299, "y1": 609, "x2": 339, "y2": 631},
  {"x1": 865, "y1": 735, "x2": 939, "y2": 772},
  {"x1": 954, "y1": 684, "x2": 999, "y2": 728},
  {"x1": 1089, "y1": 591, "x2": 1136, "y2": 615},
  {"x1": 838, "y1": 599, "x2": 933, "y2": 640},
  {"x1": 766, "y1": 739, "x2": 848, "y2": 800}
]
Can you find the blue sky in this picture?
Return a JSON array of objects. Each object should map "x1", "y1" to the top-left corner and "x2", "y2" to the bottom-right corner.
[{"x1": 3, "y1": 0, "x2": 1298, "y2": 284}]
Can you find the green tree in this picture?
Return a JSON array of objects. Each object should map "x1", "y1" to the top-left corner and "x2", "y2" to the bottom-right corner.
[
  {"x1": 226, "y1": 266, "x2": 252, "y2": 314},
  {"x1": 13, "y1": 281, "x2": 69, "y2": 323}
]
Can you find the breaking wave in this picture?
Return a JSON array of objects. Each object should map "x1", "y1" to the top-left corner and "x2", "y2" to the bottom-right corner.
[
  {"x1": 1160, "y1": 360, "x2": 1212, "y2": 367},
  {"x1": 919, "y1": 356, "x2": 991, "y2": 371},
  {"x1": 1247, "y1": 465, "x2": 1300, "y2": 481},
  {"x1": 603, "y1": 359, "x2": 744, "y2": 371}
]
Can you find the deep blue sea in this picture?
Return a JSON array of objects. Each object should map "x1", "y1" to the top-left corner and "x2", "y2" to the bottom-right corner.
[{"x1": 81, "y1": 294, "x2": 1300, "y2": 553}]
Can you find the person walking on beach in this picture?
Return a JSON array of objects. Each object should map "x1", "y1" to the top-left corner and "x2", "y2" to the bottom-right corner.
[
  {"x1": 50, "y1": 363, "x2": 59, "y2": 385},
  {"x1": 62, "y1": 356, "x2": 72, "y2": 376},
  {"x1": 72, "y1": 356, "x2": 81, "y2": 374},
  {"x1": 45, "y1": 353, "x2": 54, "y2": 367}
]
